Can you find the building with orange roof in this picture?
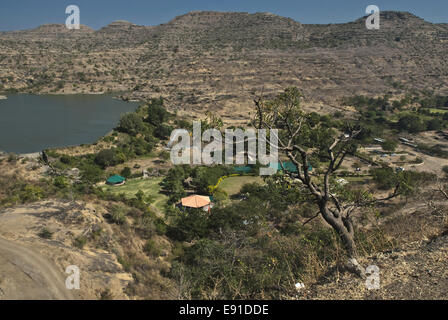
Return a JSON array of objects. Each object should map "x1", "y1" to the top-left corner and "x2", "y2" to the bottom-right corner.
[{"x1": 180, "y1": 195, "x2": 214, "y2": 212}]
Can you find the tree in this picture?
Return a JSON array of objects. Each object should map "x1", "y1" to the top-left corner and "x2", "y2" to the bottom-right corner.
[
  {"x1": 168, "y1": 180, "x2": 186, "y2": 204},
  {"x1": 118, "y1": 113, "x2": 146, "y2": 136},
  {"x1": 120, "y1": 167, "x2": 132, "y2": 179},
  {"x1": 426, "y1": 118, "x2": 443, "y2": 131},
  {"x1": 146, "y1": 98, "x2": 170, "y2": 126},
  {"x1": 212, "y1": 188, "x2": 228, "y2": 203},
  {"x1": 80, "y1": 163, "x2": 103, "y2": 183},
  {"x1": 135, "y1": 189, "x2": 145, "y2": 201},
  {"x1": 370, "y1": 167, "x2": 396, "y2": 190},
  {"x1": 155, "y1": 124, "x2": 173, "y2": 140},
  {"x1": 94, "y1": 149, "x2": 125, "y2": 168},
  {"x1": 161, "y1": 166, "x2": 189, "y2": 204},
  {"x1": 253, "y1": 87, "x2": 400, "y2": 276},
  {"x1": 397, "y1": 114, "x2": 426, "y2": 133},
  {"x1": 382, "y1": 139, "x2": 397, "y2": 152}
]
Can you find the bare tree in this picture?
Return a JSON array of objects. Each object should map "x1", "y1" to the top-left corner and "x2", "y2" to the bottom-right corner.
[
  {"x1": 438, "y1": 183, "x2": 448, "y2": 200},
  {"x1": 253, "y1": 88, "x2": 399, "y2": 276}
]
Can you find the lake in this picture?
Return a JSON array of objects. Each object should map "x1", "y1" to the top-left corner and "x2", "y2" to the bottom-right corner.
[{"x1": 0, "y1": 94, "x2": 139, "y2": 154}]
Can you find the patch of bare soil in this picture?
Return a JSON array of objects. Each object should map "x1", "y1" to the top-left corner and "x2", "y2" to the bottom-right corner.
[{"x1": 0, "y1": 200, "x2": 133, "y2": 300}]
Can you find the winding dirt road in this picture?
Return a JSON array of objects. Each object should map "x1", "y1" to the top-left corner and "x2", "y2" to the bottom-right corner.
[{"x1": 0, "y1": 237, "x2": 76, "y2": 300}]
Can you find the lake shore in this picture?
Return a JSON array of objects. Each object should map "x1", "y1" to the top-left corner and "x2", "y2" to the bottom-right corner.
[
  {"x1": 0, "y1": 90, "x2": 144, "y2": 103},
  {"x1": 0, "y1": 91, "x2": 142, "y2": 104},
  {"x1": 0, "y1": 94, "x2": 138, "y2": 154}
]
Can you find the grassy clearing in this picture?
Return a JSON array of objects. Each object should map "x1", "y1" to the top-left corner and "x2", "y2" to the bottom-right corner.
[
  {"x1": 344, "y1": 176, "x2": 372, "y2": 183},
  {"x1": 218, "y1": 176, "x2": 264, "y2": 195},
  {"x1": 101, "y1": 177, "x2": 168, "y2": 212},
  {"x1": 424, "y1": 108, "x2": 448, "y2": 114}
]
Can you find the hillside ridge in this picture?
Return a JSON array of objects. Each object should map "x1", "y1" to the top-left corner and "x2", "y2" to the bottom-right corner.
[{"x1": 1, "y1": 10, "x2": 448, "y2": 124}]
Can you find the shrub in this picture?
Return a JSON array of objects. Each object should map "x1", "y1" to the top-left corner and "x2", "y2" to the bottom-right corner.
[
  {"x1": 167, "y1": 209, "x2": 209, "y2": 241},
  {"x1": 212, "y1": 188, "x2": 228, "y2": 202},
  {"x1": 154, "y1": 218, "x2": 167, "y2": 235},
  {"x1": 397, "y1": 114, "x2": 426, "y2": 133},
  {"x1": 144, "y1": 239, "x2": 162, "y2": 257},
  {"x1": 73, "y1": 236, "x2": 87, "y2": 249},
  {"x1": 60, "y1": 155, "x2": 72, "y2": 164},
  {"x1": 7, "y1": 153, "x2": 18, "y2": 162},
  {"x1": 95, "y1": 149, "x2": 125, "y2": 168},
  {"x1": 53, "y1": 176, "x2": 69, "y2": 188},
  {"x1": 443, "y1": 165, "x2": 448, "y2": 175},
  {"x1": 80, "y1": 163, "x2": 104, "y2": 183},
  {"x1": 370, "y1": 168, "x2": 396, "y2": 190},
  {"x1": 38, "y1": 227, "x2": 53, "y2": 239},
  {"x1": 99, "y1": 289, "x2": 114, "y2": 300},
  {"x1": 117, "y1": 256, "x2": 132, "y2": 272},
  {"x1": 158, "y1": 150, "x2": 170, "y2": 161},
  {"x1": 154, "y1": 124, "x2": 173, "y2": 139},
  {"x1": 146, "y1": 98, "x2": 170, "y2": 126},
  {"x1": 118, "y1": 112, "x2": 146, "y2": 136},
  {"x1": 120, "y1": 167, "x2": 132, "y2": 179},
  {"x1": 109, "y1": 205, "x2": 127, "y2": 225},
  {"x1": 426, "y1": 118, "x2": 443, "y2": 131},
  {"x1": 19, "y1": 185, "x2": 44, "y2": 202},
  {"x1": 382, "y1": 139, "x2": 397, "y2": 152}
]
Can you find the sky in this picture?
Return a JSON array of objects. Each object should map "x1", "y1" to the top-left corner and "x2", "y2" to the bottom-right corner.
[{"x1": 0, "y1": 0, "x2": 447, "y2": 31}]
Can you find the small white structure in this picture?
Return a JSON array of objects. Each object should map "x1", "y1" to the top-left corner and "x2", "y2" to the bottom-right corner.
[
  {"x1": 295, "y1": 282, "x2": 305, "y2": 291},
  {"x1": 336, "y1": 178, "x2": 348, "y2": 186}
]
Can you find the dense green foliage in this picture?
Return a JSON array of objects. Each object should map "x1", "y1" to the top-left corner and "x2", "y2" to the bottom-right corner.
[
  {"x1": 118, "y1": 112, "x2": 147, "y2": 136},
  {"x1": 370, "y1": 167, "x2": 436, "y2": 195},
  {"x1": 343, "y1": 94, "x2": 448, "y2": 143},
  {"x1": 95, "y1": 149, "x2": 126, "y2": 168},
  {"x1": 167, "y1": 176, "x2": 391, "y2": 299}
]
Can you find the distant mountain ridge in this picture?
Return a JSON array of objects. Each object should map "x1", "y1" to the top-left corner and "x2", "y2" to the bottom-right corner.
[{"x1": 0, "y1": 10, "x2": 447, "y2": 123}]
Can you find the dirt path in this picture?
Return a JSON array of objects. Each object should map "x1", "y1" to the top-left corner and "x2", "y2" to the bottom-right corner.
[{"x1": 0, "y1": 237, "x2": 76, "y2": 300}]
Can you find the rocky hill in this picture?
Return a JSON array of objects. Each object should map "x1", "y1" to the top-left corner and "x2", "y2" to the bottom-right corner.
[{"x1": 1, "y1": 11, "x2": 448, "y2": 123}]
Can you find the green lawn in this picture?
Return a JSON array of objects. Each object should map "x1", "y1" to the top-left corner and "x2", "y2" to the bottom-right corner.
[
  {"x1": 101, "y1": 177, "x2": 168, "y2": 212},
  {"x1": 344, "y1": 176, "x2": 372, "y2": 183},
  {"x1": 426, "y1": 108, "x2": 448, "y2": 114},
  {"x1": 218, "y1": 176, "x2": 264, "y2": 196}
]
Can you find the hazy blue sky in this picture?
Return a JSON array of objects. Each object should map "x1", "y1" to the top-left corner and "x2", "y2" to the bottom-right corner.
[{"x1": 0, "y1": 0, "x2": 447, "y2": 31}]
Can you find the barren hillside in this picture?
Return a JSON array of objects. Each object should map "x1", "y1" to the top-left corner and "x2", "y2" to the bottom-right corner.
[{"x1": 1, "y1": 11, "x2": 448, "y2": 124}]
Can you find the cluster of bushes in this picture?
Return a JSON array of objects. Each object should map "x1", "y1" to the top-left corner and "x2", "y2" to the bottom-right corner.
[
  {"x1": 166, "y1": 177, "x2": 391, "y2": 299},
  {"x1": 418, "y1": 108, "x2": 448, "y2": 121},
  {"x1": 419, "y1": 95, "x2": 448, "y2": 109},
  {"x1": 417, "y1": 144, "x2": 448, "y2": 159},
  {"x1": 397, "y1": 114, "x2": 445, "y2": 133},
  {"x1": 342, "y1": 94, "x2": 448, "y2": 143},
  {"x1": 0, "y1": 176, "x2": 56, "y2": 207},
  {"x1": 118, "y1": 98, "x2": 173, "y2": 140},
  {"x1": 51, "y1": 152, "x2": 105, "y2": 184},
  {"x1": 161, "y1": 165, "x2": 258, "y2": 204},
  {"x1": 370, "y1": 167, "x2": 436, "y2": 194}
]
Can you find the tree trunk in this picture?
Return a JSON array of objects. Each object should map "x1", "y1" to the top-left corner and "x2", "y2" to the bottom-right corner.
[
  {"x1": 318, "y1": 202, "x2": 365, "y2": 278},
  {"x1": 339, "y1": 229, "x2": 365, "y2": 278}
]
